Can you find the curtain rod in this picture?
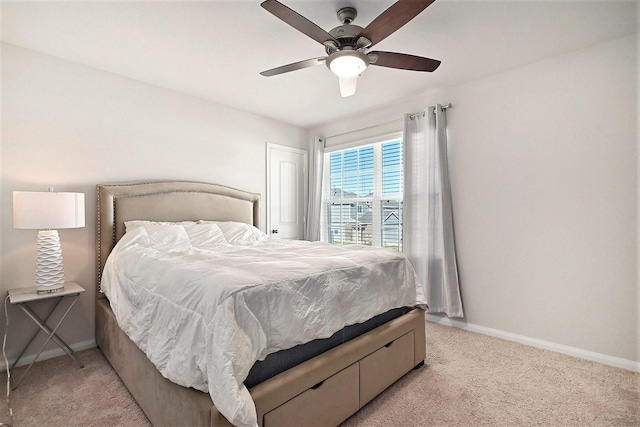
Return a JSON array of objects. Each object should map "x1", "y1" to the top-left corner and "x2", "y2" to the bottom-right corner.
[
  {"x1": 409, "y1": 103, "x2": 452, "y2": 120},
  {"x1": 325, "y1": 118, "x2": 402, "y2": 140},
  {"x1": 326, "y1": 103, "x2": 452, "y2": 139}
]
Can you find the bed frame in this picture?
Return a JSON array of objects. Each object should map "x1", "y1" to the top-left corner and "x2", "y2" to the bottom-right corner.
[{"x1": 95, "y1": 181, "x2": 425, "y2": 427}]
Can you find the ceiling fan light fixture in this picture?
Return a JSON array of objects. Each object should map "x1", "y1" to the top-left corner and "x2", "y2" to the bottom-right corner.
[{"x1": 326, "y1": 50, "x2": 369, "y2": 78}]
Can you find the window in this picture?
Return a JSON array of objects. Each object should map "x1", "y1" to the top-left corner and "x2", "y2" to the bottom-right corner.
[{"x1": 321, "y1": 137, "x2": 403, "y2": 251}]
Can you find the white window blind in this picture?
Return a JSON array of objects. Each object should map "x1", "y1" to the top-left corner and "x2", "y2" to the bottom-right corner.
[{"x1": 321, "y1": 136, "x2": 403, "y2": 251}]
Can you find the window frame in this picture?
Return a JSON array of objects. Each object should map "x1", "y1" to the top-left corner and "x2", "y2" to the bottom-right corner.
[{"x1": 321, "y1": 132, "x2": 403, "y2": 250}]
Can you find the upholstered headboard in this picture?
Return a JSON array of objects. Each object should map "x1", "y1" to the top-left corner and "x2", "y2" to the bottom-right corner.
[{"x1": 96, "y1": 181, "x2": 260, "y2": 295}]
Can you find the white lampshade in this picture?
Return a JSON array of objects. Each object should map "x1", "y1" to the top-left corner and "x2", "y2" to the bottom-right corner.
[
  {"x1": 13, "y1": 191, "x2": 85, "y2": 229},
  {"x1": 13, "y1": 190, "x2": 85, "y2": 293}
]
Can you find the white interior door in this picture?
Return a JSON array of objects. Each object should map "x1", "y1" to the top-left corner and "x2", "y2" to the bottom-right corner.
[{"x1": 267, "y1": 143, "x2": 307, "y2": 240}]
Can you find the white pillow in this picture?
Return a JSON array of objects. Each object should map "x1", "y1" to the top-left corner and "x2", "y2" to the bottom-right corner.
[
  {"x1": 125, "y1": 220, "x2": 197, "y2": 233},
  {"x1": 182, "y1": 223, "x2": 228, "y2": 248},
  {"x1": 142, "y1": 224, "x2": 191, "y2": 248},
  {"x1": 199, "y1": 221, "x2": 268, "y2": 244},
  {"x1": 125, "y1": 221, "x2": 229, "y2": 248}
]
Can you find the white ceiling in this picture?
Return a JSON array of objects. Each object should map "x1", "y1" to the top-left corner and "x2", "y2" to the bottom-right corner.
[{"x1": 1, "y1": 1, "x2": 637, "y2": 129}]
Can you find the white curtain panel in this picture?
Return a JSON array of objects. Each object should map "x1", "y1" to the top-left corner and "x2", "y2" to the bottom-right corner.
[
  {"x1": 403, "y1": 105, "x2": 463, "y2": 318},
  {"x1": 304, "y1": 136, "x2": 325, "y2": 241}
]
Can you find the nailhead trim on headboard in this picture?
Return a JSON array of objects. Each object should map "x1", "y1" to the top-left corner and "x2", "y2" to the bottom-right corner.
[{"x1": 96, "y1": 185, "x2": 102, "y2": 292}]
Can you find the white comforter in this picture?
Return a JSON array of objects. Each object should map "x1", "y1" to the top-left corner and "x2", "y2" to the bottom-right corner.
[{"x1": 101, "y1": 223, "x2": 425, "y2": 427}]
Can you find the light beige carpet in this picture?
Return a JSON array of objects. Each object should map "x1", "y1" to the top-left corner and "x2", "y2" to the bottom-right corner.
[{"x1": 1, "y1": 321, "x2": 638, "y2": 426}]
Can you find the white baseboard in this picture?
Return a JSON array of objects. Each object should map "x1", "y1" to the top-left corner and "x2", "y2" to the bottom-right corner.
[
  {"x1": 425, "y1": 314, "x2": 640, "y2": 373},
  {"x1": 0, "y1": 339, "x2": 97, "y2": 373}
]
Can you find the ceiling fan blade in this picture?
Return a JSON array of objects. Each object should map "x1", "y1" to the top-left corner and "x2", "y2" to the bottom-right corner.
[
  {"x1": 261, "y1": 0, "x2": 337, "y2": 46},
  {"x1": 339, "y1": 76, "x2": 358, "y2": 97},
  {"x1": 357, "y1": 0, "x2": 435, "y2": 48},
  {"x1": 260, "y1": 57, "x2": 326, "y2": 77},
  {"x1": 369, "y1": 51, "x2": 441, "y2": 72}
]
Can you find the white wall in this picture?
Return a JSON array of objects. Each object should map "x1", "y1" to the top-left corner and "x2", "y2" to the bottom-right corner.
[
  {"x1": 311, "y1": 34, "x2": 638, "y2": 363},
  {"x1": 0, "y1": 43, "x2": 308, "y2": 361}
]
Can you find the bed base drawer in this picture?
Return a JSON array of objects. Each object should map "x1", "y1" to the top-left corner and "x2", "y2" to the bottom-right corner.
[
  {"x1": 359, "y1": 331, "x2": 415, "y2": 407},
  {"x1": 263, "y1": 363, "x2": 359, "y2": 427},
  {"x1": 252, "y1": 307, "x2": 425, "y2": 427}
]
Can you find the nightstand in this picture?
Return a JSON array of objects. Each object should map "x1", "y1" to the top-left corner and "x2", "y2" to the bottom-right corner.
[{"x1": 8, "y1": 281, "x2": 85, "y2": 389}]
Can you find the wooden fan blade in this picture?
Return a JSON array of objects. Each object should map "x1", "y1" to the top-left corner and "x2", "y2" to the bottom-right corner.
[
  {"x1": 358, "y1": 0, "x2": 435, "y2": 47},
  {"x1": 369, "y1": 51, "x2": 441, "y2": 72},
  {"x1": 261, "y1": 0, "x2": 337, "y2": 45},
  {"x1": 260, "y1": 57, "x2": 326, "y2": 77}
]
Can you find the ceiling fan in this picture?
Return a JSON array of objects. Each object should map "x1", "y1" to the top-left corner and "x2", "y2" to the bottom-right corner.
[{"x1": 260, "y1": 0, "x2": 441, "y2": 98}]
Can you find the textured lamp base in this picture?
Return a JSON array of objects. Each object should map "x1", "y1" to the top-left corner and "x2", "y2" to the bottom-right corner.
[{"x1": 36, "y1": 230, "x2": 65, "y2": 293}]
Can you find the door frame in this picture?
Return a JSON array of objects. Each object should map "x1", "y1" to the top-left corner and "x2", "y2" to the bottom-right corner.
[{"x1": 266, "y1": 142, "x2": 308, "y2": 238}]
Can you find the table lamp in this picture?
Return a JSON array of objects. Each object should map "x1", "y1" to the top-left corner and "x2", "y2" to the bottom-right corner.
[{"x1": 13, "y1": 188, "x2": 85, "y2": 293}]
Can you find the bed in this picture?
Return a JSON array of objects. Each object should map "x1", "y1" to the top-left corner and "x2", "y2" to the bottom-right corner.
[{"x1": 95, "y1": 180, "x2": 426, "y2": 427}]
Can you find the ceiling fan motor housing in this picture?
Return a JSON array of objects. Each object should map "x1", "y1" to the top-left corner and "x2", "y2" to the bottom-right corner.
[{"x1": 327, "y1": 24, "x2": 365, "y2": 54}]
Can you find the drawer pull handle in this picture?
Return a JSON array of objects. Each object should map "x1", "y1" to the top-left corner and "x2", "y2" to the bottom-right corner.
[{"x1": 311, "y1": 380, "x2": 325, "y2": 390}]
